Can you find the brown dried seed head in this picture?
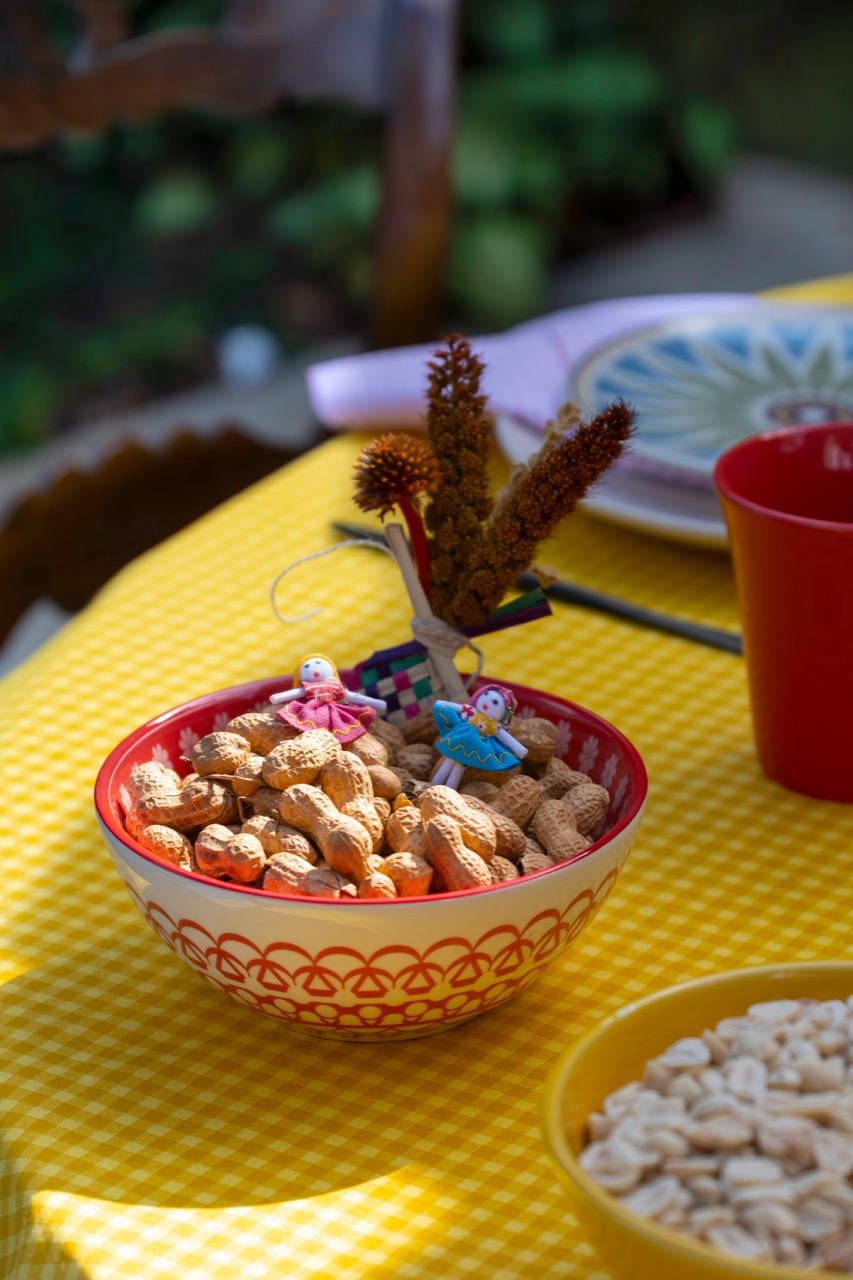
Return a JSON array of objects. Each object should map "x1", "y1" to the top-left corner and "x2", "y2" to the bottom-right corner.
[
  {"x1": 388, "y1": 766, "x2": 415, "y2": 792},
  {"x1": 323, "y1": 824, "x2": 375, "y2": 882},
  {"x1": 189, "y1": 731, "x2": 251, "y2": 777},
  {"x1": 429, "y1": 863, "x2": 449, "y2": 894},
  {"x1": 522, "y1": 835, "x2": 546, "y2": 858}
]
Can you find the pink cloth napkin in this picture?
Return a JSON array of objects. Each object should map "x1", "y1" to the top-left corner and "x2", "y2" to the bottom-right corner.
[{"x1": 306, "y1": 293, "x2": 756, "y2": 433}]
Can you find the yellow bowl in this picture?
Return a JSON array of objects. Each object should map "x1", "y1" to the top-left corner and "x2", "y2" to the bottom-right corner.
[{"x1": 542, "y1": 963, "x2": 853, "y2": 1280}]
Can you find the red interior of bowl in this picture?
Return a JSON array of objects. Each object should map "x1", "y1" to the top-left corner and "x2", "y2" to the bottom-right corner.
[{"x1": 94, "y1": 674, "x2": 648, "y2": 903}]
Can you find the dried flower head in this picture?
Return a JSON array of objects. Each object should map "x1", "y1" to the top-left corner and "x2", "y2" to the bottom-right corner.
[
  {"x1": 351, "y1": 337, "x2": 634, "y2": 634},
  {"x1": 352, "y1": 433, "x2": 440, "y2": 518},
  {"x1": 423, "y1": 334, "x2": 493, "y2": 619},
  {"x1": 444, "y1": 400, "x2": 637, "y2": 625},
  {"x1": 352, "y1": 432, "x2": 440, "y2": 596}
]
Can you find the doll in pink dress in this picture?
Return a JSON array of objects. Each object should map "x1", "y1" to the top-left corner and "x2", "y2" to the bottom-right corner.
[
  {"x1": 431, "y1": 683, "x2": 528, "y2": 790},
  {"x1": 269, "y1": 653, "x2": 387, "y2": 745}
]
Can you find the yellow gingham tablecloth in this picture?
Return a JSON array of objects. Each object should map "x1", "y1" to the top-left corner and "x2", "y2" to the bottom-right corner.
[{"x1": 3, "y1": 276, "x2": 853, "y2": 1280}]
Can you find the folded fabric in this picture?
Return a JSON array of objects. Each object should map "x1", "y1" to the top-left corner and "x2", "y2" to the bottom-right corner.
[{"x1": 307, "y1": 292, "x2": 755, "y2": 433}]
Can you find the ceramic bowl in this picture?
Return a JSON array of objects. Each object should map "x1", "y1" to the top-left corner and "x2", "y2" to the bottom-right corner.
[
  {"x1": 542, "y1": 963, "x2": 853, "y2": 1280},
  {"x1": 94, "y1": 675, "x2": 647, "y2": 1042}
]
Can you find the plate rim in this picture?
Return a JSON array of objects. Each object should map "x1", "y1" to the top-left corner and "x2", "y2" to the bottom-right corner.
[{"x1": 568, "y1": 301, "x2": 853, "y2": 480}]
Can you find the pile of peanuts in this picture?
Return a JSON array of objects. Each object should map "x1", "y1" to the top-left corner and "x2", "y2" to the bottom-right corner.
[
  {"x1": 580, "y1": 996, "x2": 853, "y2": 1272},
  {"x1": 121, "y1": 706, "x2": 611, "y2": 899}
]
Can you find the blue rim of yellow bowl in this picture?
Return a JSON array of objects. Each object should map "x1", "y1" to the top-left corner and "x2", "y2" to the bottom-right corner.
[{"x1": 542, "y1": 962, "x2": 853, "y2": 1280}]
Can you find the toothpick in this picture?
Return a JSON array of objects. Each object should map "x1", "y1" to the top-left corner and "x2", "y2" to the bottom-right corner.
[{"x1": 383, "y1": 522, "x2": 468, "y2": 702}]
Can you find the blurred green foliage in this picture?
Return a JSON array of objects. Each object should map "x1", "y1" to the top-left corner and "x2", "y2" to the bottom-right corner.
[{"x1": 0, "y1": 0, "x2": 739, "y2": 452}]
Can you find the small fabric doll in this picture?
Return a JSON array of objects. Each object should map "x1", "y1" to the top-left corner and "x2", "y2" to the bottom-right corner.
[
  {"x1": 270, "y1": 653, "x2": 387, "y2": 745},
  {"x1": 431, "y1": 683, "x2": 528, "y2": 790}
]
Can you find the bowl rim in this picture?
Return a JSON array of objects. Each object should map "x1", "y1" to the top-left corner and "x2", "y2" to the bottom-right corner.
[
  {"x1": 94, "y1": 673, "x2": 648, "y2": 907},
  {"x1": 542, "y1": 961, "x2": 853, "y2": 1280}
]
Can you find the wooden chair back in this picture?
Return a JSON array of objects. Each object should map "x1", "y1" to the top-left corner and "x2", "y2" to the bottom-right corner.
[
  {"x1": 0, "y1": 0, "x2": 457, "y2": 347},
  {"x1": 0, "y1": 0, "x2": 458, "y2": 651}
]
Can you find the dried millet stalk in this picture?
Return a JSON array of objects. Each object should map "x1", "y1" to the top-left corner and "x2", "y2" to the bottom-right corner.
[
  {"x1": 444, "y1": 400, "x2": 636, "y2": 626},
  {"x1": 352, "y1": 432, "x2": 440, "y2": 594},
  {"x1": 423, "y1": 334, "x2": 493, "y2": 619}
]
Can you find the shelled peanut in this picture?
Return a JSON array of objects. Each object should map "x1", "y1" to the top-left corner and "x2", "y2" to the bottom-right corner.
[{"x1": 120, "y1": 707, "x2": 612, "y2": 899}]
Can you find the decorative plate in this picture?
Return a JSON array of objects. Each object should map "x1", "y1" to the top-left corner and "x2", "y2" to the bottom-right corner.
[{"x1": 569, "y1": 305, "x2": 853, "y2": 480}]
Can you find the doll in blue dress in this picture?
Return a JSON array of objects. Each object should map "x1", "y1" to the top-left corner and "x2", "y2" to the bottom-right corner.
[{"x1": 431, "y1": 683, "x2": 528, "y2": 790}]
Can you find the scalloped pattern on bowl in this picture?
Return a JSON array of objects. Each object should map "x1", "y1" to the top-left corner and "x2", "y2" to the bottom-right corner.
[{"x1": 95, "y1": 676, "x2": 647, "y2": 1040}]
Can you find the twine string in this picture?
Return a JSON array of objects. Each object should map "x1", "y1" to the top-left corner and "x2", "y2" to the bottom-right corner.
[
  {"x1": 410, "y1": 616, "x2": 484, "y2": 691},
  {"x1": 271, "y1": 539, "x2": 482, "y2": 695},
  {"x1": 270, "y1": 539, "x2": 396, "y2": 624}
]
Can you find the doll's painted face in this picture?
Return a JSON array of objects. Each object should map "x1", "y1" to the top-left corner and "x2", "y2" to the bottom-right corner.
[
  {"x1": 473, "y1": 687, "x2": 508, "y2": 721},
  {"x1": 299, "y1": 654, "x2": 335, "y2": 684}
]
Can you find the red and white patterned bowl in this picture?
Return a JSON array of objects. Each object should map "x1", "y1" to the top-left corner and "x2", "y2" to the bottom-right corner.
[{"x1": 94, "y1": 676, "x2": 647, "y2": 1041}]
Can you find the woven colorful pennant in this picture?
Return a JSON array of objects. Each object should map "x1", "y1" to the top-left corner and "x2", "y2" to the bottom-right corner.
[{"x1": 354, "y1": 587, "x2": 551, "y2": 725}]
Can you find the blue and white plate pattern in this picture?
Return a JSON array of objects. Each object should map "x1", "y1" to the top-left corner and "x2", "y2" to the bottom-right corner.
[{"x1": 570, "y1": 306, "x2": 853, "y2": 480}]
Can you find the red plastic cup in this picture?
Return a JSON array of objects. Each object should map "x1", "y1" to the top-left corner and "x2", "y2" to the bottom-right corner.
[{"x1": 715, "y1": 422, "x2": 853, "y2": 802}]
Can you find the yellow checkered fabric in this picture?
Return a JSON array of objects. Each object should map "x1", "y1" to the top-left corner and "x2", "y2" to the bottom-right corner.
[{"x1": 2, "y1": 278, "x2": 853, "y2": 1279}]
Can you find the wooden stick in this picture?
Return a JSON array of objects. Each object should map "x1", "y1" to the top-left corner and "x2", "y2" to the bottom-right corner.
[{"x1": 384, "y1": 522, "x2": 468, "y2": 702}]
